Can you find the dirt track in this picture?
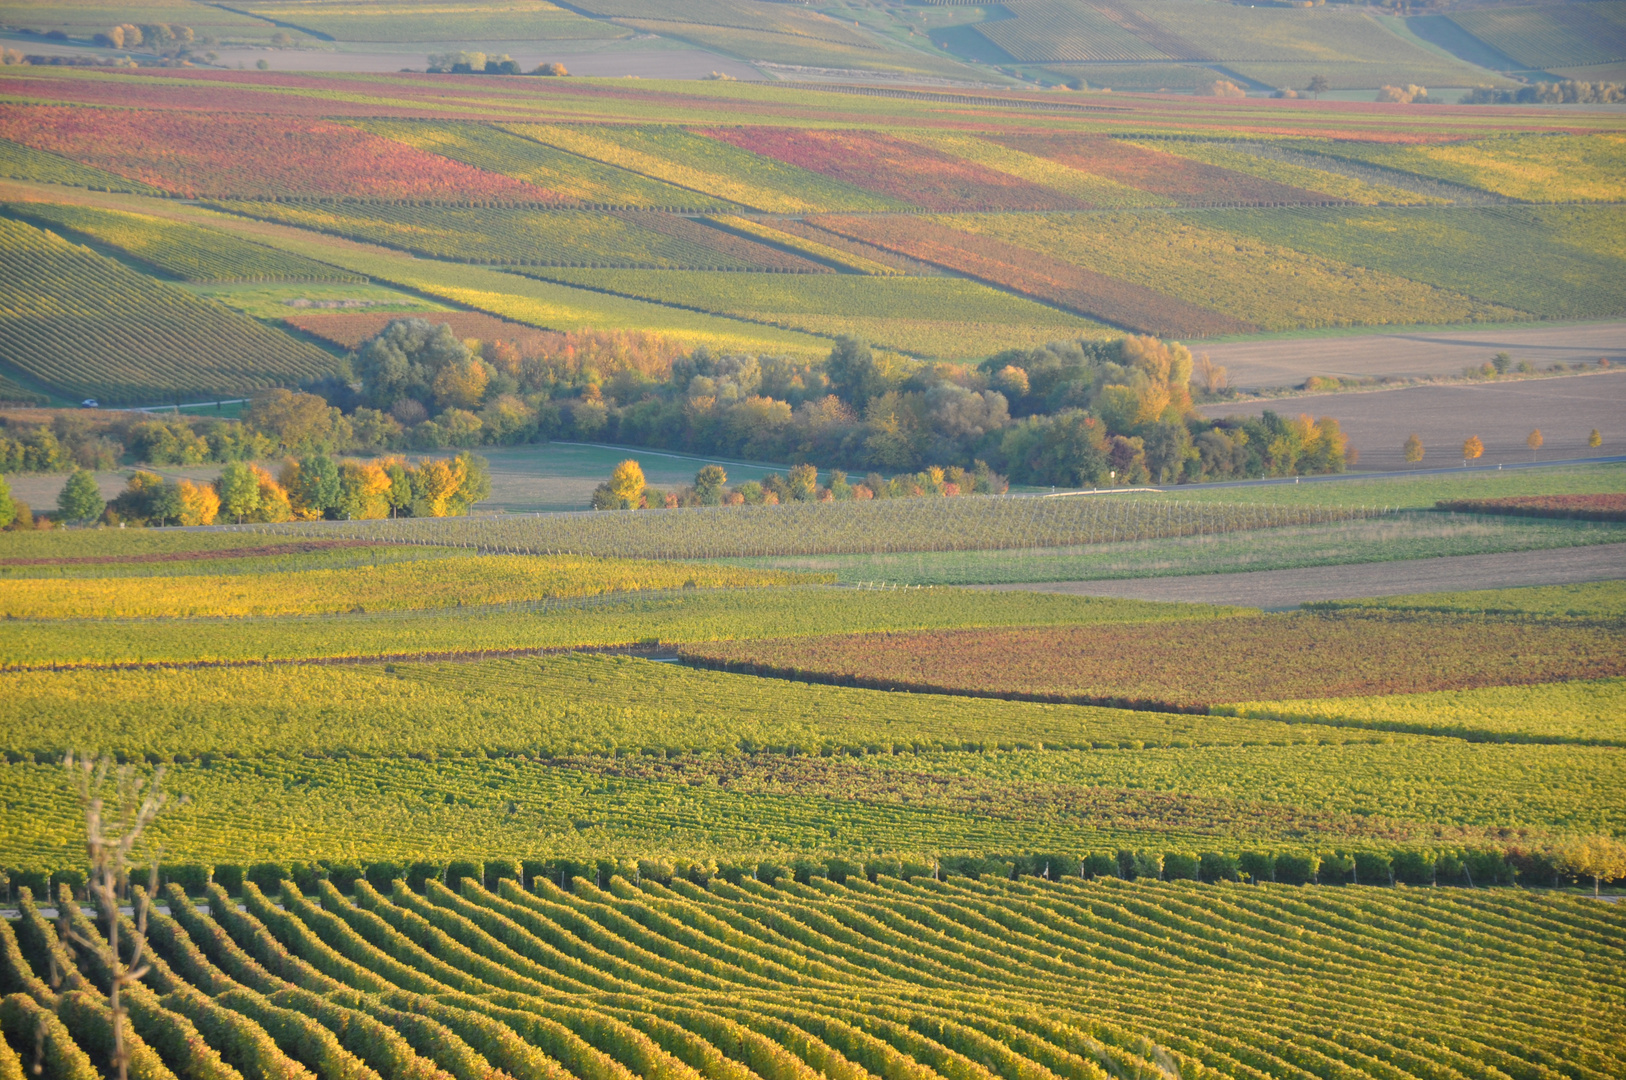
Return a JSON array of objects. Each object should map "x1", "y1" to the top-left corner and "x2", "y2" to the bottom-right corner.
[
  {"x1": 976, "y1": 543, "x2": 1626, "y2": 609},
  {"x1": 1203, "y1": 370, "x2": 1626, "y2": 471},
  {"x1": 1200, "y1": 322, "x2": 1626, "y2": 388}
]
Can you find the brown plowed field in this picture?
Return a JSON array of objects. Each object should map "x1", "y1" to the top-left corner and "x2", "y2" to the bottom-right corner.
[{"x1": 680, "y1": 609, "x2": 1626, "y2": 712}]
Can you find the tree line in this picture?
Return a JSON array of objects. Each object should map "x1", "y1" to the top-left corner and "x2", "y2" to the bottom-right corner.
[
  {"x1": 0, "y1": 319, "x2": 1352, "y2": 508},
  {"x1": 12, "y1": 835, "x2": 1622, "y2": 904},
  {"x1": 588, "y1": 459, "x2": 1008, "y2": 511},
  {"x1": 6, "y1": 451, "x2": 491, "y2": 529}
]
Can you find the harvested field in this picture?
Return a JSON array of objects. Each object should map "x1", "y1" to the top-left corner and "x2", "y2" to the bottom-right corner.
[
  {"x1": 1439, "y1": 494, "x2": 1626, "y2": 523},
  {"x1": 1203, "y1": 371, "x2": 1626, "y2": 471},
  {"x1": 1196, "y1": 322, "x2": 1626, "y2": 388},
  {"x1": 977, "y1": 544, "x2": 1626, "y2": 609},
  {"x1": 679, "y1": 609, "x2": 1626, "y2": 712}
]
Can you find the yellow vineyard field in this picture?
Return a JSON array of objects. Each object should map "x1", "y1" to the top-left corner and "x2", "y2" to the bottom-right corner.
[
  {"x1": 936, "y1": 211, "x2": 1527, "y2": 331},
  {"x1": 1134, "y1": 141, "x2": 1443, "y2": 206},
  {"x1": 0, "y1": 554, "x2": 813, "y2": 619}
]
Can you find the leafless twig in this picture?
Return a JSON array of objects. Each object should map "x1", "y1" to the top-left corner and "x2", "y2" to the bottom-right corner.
[{"x1": 60, "y1": 752, "x2": 166, "y2": 1080}]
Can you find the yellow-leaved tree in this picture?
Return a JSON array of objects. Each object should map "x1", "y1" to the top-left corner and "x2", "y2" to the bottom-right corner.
[
  {"x1": 176, "y1": 480, "x2": 219, "y2": 527},
  {"x1": 593, "y1": 459, "x2": 646, "y2": 510},
  {"x1": 408, "y1": 457, "x2": 467, "y2": 518},
  {"x1": 1556, "y1": 836, "x2": 1626, "y2": 897},
  {"x1": 1462, "y1": 435, "x2": 1484, "y2": 465}
]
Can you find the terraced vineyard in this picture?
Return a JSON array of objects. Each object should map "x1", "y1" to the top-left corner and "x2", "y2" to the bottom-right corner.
[{"x1": 3, "y1": 871, "x2": 1618, "y2": 1080}]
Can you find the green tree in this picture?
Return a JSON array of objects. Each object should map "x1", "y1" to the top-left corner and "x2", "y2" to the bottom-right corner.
[
  {"x1": 0, "y1": 473, "x2": 14, "y2": 529},
  {"x1": 823, "y1": 336, "x2": 889, "y2": 408},
  {"x1": 383, "y1": 459, "x2": 413, "y2": 517},
  {"x1": 1307, "y1": 73, "x2": 1329, "y2": 98},
  {"x1": 693, "y1": 464, "x2": 727, "y2": 505},
  {"x1": 1491, "y1": 351, "x2": 1512, "y2": 375},
  {"x1": 57, "y1": 468, "x2": 105, "y2": 522},
  {"x1": 217, "y1": 461, "x2": 261, "y2": 523},
  {"x1": 787, "y1": 463, "x2": 818, "y2": 501},
  {"x1": 245, "y1": 389, "x2": 350, "y2": 455},
  {"x1": 289, "y1": 454, "x2": 341, "y2": 518}
]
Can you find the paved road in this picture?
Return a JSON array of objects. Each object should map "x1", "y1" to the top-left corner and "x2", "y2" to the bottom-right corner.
[
  {"x1": 974, "y1": 543, "x2": 1626, "y2": 609},
  {"x1": 1199, "y1": 322, "x2": 1625, "y2": 388}
]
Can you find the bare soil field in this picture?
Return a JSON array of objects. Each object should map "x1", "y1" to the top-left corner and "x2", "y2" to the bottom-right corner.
[
  {"x1": 1204, "y1": 370, "x2": 1626, "y2": 471},
  {"x1": 978, "y1": 543, "x2": 1626, "y2": 609},
  {"x1": 1200, "y1": 322, "x2": 1626, "y2": 388}
]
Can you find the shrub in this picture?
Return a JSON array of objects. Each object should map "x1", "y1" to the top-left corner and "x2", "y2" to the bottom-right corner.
[
  {"x1": 165, "y1": 863, "x2": 212, "y2": 895},
  {"x1": 245, "y1": 861, "x2": 288, "y2": 894},
  {"x1": 1275, "y1": 853, "x2": 1320, "y2": 886},
  {"x1": 1239, "y1": 851, "x2": 1275, "y2": 884},
  {"x1": 1199, "y1": 851, "x2": 1240, "y2": 882},
  {"x1": 445, "y1": 859, "x2": 482, "y2": 889},
  {"x1": 1392, "y1": 849, "x2": 1435, "y2": 886},
  {"x1": 1081, "y1": 852, "x2": 1119, "y2": 879},
  {"x1": 1162, "y1": 852, "x2": 1200, "y2": 881},
  {"x1": 365, "y1": 860, "x2": 404, "y2": 892},
  {"x1": 212, "y1": 864, "x2": 245, "y2": 896},
  {"x1": 1354, "y1": 850, "x2": 1393, "y2": 886},
  {"x1": 325, "y1": 861, "x2": 364, "y2": 893},
  {"x1": 1318, "y1": 853, "x2": 1354, "y2": 885},
  {"x1": 405, "y1": 861, "x2": 443, "y2": 892},
  {"x1": 483, "y1": 859, "x2": 521, "y2": 891}
]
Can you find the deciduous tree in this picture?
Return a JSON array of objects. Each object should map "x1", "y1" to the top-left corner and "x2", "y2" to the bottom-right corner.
[
  {"x1": 1403, "y1": 433, "x2": 1424, "y2": 467},
  {"x1": 57, "y1": 468, "x2": 105, "y2": 522},
  {"x1": 175, "y1": 480, "x2": 219, "y2": 526},
  {"x1": 1527, "y1": 428, "x2": 1543, "y2": 459},
  {"x1": 1462, "y1": 435, "x2": 1484, "y2": 465},
  {"x1": 694, "y1": 464, "x2": 727, "y2": 505},
  {"x1": 1589, "y1": 428, "x2": 1603, "y2": 449},
  {"x1": 216, "y1": 461, "x2": 261, "y2": 523}
]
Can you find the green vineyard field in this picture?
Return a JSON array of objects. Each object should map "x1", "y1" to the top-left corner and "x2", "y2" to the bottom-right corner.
[
  {"x1": 0, "y1": 216, "x2": 339, "y2": 403},
  {"x1": 1225, "y1": 677, "x2": 1626, "y2": 746},
  {"x1": 217, "y1": 202, "x2": 821, "y2": 272},
  {"x1": 0, "y1": 856, "x2": 1619, "y2": 1080},
  {"x1": 1202, "y1": 204, "x2": 1626, "y2": 321},
  {"x1": 0, "y1": 586, "x2": 1197, "y2": 668},
  {"x1": 529, "y1": 268, "x2": 1107, "y2": 358},
  {"x1": 4, "y1": 199, "x2": 363, "y2": 284},
  {"x1": 243, "y1": 498, "x2": 1389, "y2": 560}
]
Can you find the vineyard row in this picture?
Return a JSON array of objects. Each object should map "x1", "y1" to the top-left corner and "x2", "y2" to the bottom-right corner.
[{"x1": 2, "y1": 868, "x2": 1617, "y2": 1080}]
